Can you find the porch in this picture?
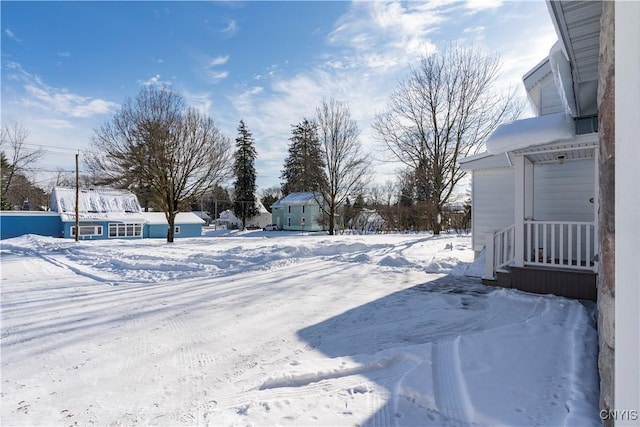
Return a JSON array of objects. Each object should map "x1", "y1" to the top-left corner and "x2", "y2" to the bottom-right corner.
[
  {"x1": 482, "y1": 220, "x2": 597, "y2": 301},
  {"x1": 481, "y1": 132, "x2": 599, "y2": 301}
]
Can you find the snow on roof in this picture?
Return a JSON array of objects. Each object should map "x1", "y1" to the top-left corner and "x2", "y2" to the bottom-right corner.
[
  {"x1": 271, "y1": 192, "x2": 321, "y2": 208},
  {"x1": 458, "y1": 152, "x2": 511, "y2": 171},
  {"x1": 192, "y1": 211, "x2": 212, "y2": 221},
  {"x1": 51, "y1": 187, "x2": 142, "y2": 215},
  {"x1": 218, "y1": 209, "x2": 240, "y2": 223},
  {"x1": 52, "y1": 187, "x2": 146, "y2": 222},
  {"x1": 485, "y1": 112, "x2": 575, "y2": 155},
  {"x1": 59, "y1": 212, "x2": 147, "y2": 223},
  {"x1": 141, "y1": 212, "x2": 205, "y2": 225}
]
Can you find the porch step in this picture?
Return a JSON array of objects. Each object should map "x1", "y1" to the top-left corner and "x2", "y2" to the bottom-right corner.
[
  {"x1": 481, "y1": 268, "x2": 513, "y2": 288},
  {"x1": 481, "y1": 266, "x2": 596, "y2": 301}
]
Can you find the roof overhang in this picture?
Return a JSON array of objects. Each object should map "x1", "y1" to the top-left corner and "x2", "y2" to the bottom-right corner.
[
  {"x1": 512, "y1": 132, "x2": 598, "y2": 163},
  {"x1": 546, "y1": 1, "x2": 602, "y2": 116},
  {"x1": 459, "y1": 152, "x2": 512, "y2": 171}
]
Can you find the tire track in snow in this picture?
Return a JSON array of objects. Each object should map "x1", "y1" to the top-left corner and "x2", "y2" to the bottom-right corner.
[
  {"x1": 365, "y1": 354, "x2": 423, "y2": 427},
  {"x1": 212, "y1": 354, "x2": 422, "y2": 424},
  {"x1": 431, "y1": 336, "x2": 474, "y2": 426}
]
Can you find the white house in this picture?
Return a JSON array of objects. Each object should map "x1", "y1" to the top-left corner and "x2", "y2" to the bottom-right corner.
[
  {"x1": 459, "y1": 1, "x2": 602, "y2": 301},
  {"x1": 347, "y1": 209, "x2": 386, "y2": 234},
  {"x1": 217, "y1": 200, "x2": 271, "y2": 229}
]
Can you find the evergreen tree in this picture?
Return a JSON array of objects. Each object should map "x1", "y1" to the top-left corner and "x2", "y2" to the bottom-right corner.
[
  {"x1": 1, "y1": 152, "x2": 12, "y2": 210},
  {"x1": 280, "y1": 118, "x2": 327, "y2": 195},
  {"x1": 260, "y1": 186, "x2": 282, "y2": 213},
  {"x1": 233, "y1": 120, "x2": 259, "y2": 228}
]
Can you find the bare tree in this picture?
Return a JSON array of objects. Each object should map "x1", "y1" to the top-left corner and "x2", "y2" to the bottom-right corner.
[
  {"x1": 88, "y1": 86, "x2": 232, "y2": 242},
  {"x1": 373, "y1": 43, "x2": 523, "y2": 233},
  {"x1": 316, "y1": 98, "x2": 370, "y2": 235},
  {"x1": 0, "y1": 122, "x2": 44, "y2": 203}
]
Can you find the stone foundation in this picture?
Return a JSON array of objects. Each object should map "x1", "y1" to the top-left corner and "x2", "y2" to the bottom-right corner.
[{"x1": 597, "y1": 1, "x2": 615, "y2": 424}]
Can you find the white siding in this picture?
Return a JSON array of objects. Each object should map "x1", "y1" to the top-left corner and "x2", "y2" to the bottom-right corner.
[
  {"x1": 533, "y1": 159, "x2": 595, "y2": 221},
  {"x1": 472, "y1": 168, "x2": 515, "y2": 253},
  {"x1": 540, "y1": 81, "x2": 564, "y2": 115}
]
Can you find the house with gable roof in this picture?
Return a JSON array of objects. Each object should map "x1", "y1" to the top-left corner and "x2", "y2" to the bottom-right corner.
[
  {"x1": 270, "y1": 192, "x2": 326, "y2": 232},
  {"x1": 459, "y1": 1, "x2": 602, "y2": 301}
]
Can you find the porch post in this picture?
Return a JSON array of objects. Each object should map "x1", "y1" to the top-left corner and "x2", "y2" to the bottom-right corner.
[{"x1": 514, "y1": 155, "x2": 531, "y2": 267}]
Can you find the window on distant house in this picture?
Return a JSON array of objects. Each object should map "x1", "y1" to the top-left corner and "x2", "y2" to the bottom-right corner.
[
  {"x1": 288, "y1": 206, "x2": 291, "y2": 213},
  {"x1": 302, "y1": 205, "x2": 305, "y2": 214},
  {"x1": 71, "y1": 225, "x2": 103, "y2": 237},
  {"x1": 108, "y1": 223, "x2": 143, "y2": 238},
  {"x1": 174, "y1": 226, "x2": 180, "y2": 234},
  {"x1": 287, "y1": 217, "x2": 291, "y2": 227}
]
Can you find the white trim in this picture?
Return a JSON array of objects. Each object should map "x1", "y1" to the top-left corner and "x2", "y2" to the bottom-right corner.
[
  {"x1": 514, "y1": 156, "x2": 526, "y2": 267},
  {"x1": 615, "y1": 1, "x2": 640, "y2": 416},
  {"x1": 71, "y1": 224, "x2": 103, "y2": 237}
]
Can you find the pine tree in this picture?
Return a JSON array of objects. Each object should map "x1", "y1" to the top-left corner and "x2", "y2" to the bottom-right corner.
[
  {"x1": 0, "y1": 152, "x2": 12, "y2": 210},
  {"x1": 233, "y1": 120, "x2": 259, "y2": 228},
  {"x1": 280, "y1": 118, "x2": 327, "y2": 195}
]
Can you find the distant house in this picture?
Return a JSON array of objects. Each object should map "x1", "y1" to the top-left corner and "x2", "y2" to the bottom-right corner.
[
  {"x1": 142, "y1": 212, "x2": 204, "y2": 238},
  {"x1": 192, "y1": 211, "x2": 212, "y2": 226},
  {"x1": 248, "y1": 200, "x2": 272, "y2": 229},
  {"x1": 347, "y1": 209, "x2": 386, "y2": 233},
  {"x1": 216, "y1": 200, "x2": 271, "y2": 229},
  {"x1": 51, "y1": 187, "x2": 146, "y2": 240},
  {"x1": 0, "y1": 187, "x2": 206, "y2": 240},
  {"x1": 270, "y1": 192, "x2": 325, "y2": 232},
  {"x1": 458, "y1": 2, "x2": 601, "y2": 301}
]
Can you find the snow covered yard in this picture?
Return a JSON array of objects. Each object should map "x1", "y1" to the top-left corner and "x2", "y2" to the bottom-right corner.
[{"x1": 1, "y1": 231, "x2": 600, "y2": 426}]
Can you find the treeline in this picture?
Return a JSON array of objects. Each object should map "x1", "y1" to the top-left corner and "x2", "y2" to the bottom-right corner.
[{"x1": 1, "y1": 43, "x2": 519, "y2": 241}]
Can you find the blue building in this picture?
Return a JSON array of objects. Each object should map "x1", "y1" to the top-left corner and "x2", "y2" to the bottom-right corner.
[
  {"x1": 0, "y1": 211, "x2": 62, "y2": 239},
  {"x1": 0, "y1": 187, "x2": 204, "y2": 240},
  {"x1": 142, "y1": 212, "x2": 204, "y2": 239}
]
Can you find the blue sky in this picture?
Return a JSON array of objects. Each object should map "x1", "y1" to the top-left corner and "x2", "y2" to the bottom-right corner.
[{"x1": 1, "y1": 1, "x2": 557, "y2": 192}]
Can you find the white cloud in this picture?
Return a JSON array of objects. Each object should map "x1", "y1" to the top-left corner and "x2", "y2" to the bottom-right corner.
[
  {"x1": 139, "y1": 74, "x2": 173, "y2": 87},
  {"x1": 207, "y1": 70, "x2": 229, "y2": 82},
  {"x1": 4, "y1": 29, "x2": 21, "y2": 42},
  {"x1": 57, "y1": 52, "x2": 71, "y2": 57},
  {"x1": 465, "y1": 0, "x2": 504, "y2": 13},
  {"x1": 220, "y1": 19, "x2": 238, "y2": 36},
  {"x1": 202, "y1": 55, "x2": 230, "y2": 83},
  {"x1": 5, "y1": 62, "x2": 119, "y2": 119},
  {"x1": 463, "y1": 25, "x2": 485, "y2": 35},
  {"x1": 327, "y1": 1, "x2": 444, "y2": 72},
  {"x1": 181, "y1": 89, "x2": 214, "y2": 114},
  {"x1": 209, "y1": 55, "x2": 230, "y2": 67}
]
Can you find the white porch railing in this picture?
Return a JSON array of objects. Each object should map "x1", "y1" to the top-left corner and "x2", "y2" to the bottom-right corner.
[
  {"x1": 524, "y1": 220, "x2": 597, "y2": 271},
  {"x1": 484, "y1": 220, "x2": 597, "y2": 280},
  {"x1": 484, "y1": 225, "x2": 515, "y2": 280}
]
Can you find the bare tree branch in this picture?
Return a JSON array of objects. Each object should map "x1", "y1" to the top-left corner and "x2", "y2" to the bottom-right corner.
[
  {"x1": 87, "y1": 86, "x2": 232, "y2": 242},
  {"x1": 373, "y1": 43, "x2": 523, "y2": 233},
  {"x1": 316, "y1": 98, "x2": 371, "y2": 235},
  {"x1": 0, "y1": 122, "x2": 44, "y2": 199}
]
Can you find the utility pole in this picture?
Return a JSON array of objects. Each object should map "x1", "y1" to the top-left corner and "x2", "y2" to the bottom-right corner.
[{"x1": 75, "y1": 153, "x2": 79, "y2": 242}]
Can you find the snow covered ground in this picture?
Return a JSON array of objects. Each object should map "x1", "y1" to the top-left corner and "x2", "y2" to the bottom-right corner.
[{"x1": 1, "y1": 230, "x2": 600, "y2": 426}]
